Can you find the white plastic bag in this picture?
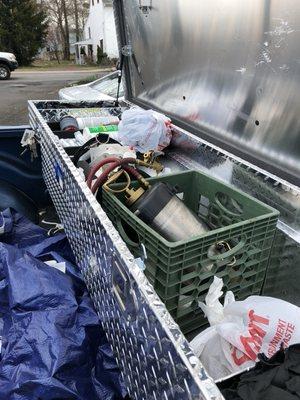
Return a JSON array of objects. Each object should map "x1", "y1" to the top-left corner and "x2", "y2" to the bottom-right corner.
[
  {"x1": 111, "y1": 108, "x2": 172, "y2": 153},
  {"x1": 190, "y1": 277, "x2": 300, "y2": 380}
]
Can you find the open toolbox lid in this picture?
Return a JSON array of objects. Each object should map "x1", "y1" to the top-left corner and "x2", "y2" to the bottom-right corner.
[{"x1": 113, "y1": 0, "x2": 300, "y2": 186}]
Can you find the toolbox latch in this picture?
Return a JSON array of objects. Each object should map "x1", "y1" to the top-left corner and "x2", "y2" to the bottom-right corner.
[{"x1": 111, "y1": 256, "x2": 139, "y2": 321}]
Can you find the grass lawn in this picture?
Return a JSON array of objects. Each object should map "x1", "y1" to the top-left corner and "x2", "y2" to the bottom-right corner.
[
  {"x1": 68, "y1": 74, "x2": 101, "y2": 86},
  {"x1": 19, "y1": 59, "x2": 114, "y2": 72}
]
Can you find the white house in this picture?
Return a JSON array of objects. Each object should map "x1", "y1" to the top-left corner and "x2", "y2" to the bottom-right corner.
[{"x1": 75, "y1": 0, "x2": 119, "y2": 64}]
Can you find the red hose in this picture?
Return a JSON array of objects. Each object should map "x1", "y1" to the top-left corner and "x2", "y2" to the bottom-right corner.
[
  {"x1": 86, "y1": 156, "x2": 119, "y2": 188},
  {"x1": 123, "y1": 165, "x2": 141, "y2": 181},
  {"x1": 86, "y1": 157, "x2": 138, "y2": 189},
  {"x1": 91, "y1": 160, "x2": 141, "y2": 194},
  {"x1": 92, "y1": 164, "x2": 141, "y2": 194}
]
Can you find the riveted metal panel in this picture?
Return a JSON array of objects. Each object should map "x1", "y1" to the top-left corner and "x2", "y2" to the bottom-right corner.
[
  {"x1": 114, "y1": 0, "x2": 300, "y2": 185},
  {"x1": 28, "y1": 100, "x2": 223, "y2": 400}
]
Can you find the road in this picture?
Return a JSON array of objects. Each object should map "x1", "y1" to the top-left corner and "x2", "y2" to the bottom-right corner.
[{"x1": 0, "y1": 70, "x2": 105, "y2": 125}]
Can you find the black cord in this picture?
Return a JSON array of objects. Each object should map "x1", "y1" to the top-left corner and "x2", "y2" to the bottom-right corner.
[
  {"x1": 72, "y1": 133, "x2": 118, "y2": 167},
  {"x1": 115, "y1": 53, "x2": 125, "y2": 107},
  {"x1": 72, "y1": 136, "x2": 100, "y2": 167}
]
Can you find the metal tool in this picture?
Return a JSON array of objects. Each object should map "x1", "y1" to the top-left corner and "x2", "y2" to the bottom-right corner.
[{"x1": 131, "y1": 182, "x2": 209, "y2": 242}]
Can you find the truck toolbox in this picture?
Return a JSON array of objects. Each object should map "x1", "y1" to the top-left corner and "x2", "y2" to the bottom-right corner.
[{"x1": 27, "y1": 0, "x2": 300, "y2": 399}]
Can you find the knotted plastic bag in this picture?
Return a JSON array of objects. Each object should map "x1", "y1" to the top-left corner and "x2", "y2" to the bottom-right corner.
[
  {"x1": 190, "y1": 276, "x2": 300, "y2": 380},
  {"x1": 111, "y1": 108, "x2": 172, "y2": 152}
]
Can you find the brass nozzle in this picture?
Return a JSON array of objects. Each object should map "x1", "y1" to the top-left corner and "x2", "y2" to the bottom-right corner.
[
  {"x1": 125, "y1": 186, "x2": 146, "y2": 207},
  {"x1": 136, "y1": 159, "x2": 164, "y2": 173}
]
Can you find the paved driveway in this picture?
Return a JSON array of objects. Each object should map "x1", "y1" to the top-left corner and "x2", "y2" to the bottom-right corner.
[{"x1": 0, "y1": 70, "x2": 104, "y2": 125}]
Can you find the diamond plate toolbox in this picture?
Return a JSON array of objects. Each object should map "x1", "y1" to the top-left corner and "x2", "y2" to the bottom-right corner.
[{"x1": 28, "y1": 100, "x2": 224, "y2": 400}]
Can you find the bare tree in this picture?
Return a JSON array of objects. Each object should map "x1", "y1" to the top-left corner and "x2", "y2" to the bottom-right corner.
[
  {"x1": 47, "y1": 26, "x2": 61, "y2": 63},
  {"x1": 43, "y1": 0, "x2": 89, "y2": 61},
  {"x1": 74, "y1": 0, "x2": 80, "y2": 42},
  {"x1": 70, "y1": 0, "x2": 90, "y2": 36},
  {"x1": 62, "y1": 0, "x2": 70, "y2": 60}
]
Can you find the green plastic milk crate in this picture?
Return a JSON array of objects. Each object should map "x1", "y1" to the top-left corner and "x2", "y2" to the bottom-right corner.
[{"x1": 102, "y1": 170, "x2": 279, "y2": 335}]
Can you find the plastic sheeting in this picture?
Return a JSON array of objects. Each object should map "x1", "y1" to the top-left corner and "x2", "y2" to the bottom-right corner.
[{"x1": 0, "y1": 208, "x2": 126, "y2": 400}]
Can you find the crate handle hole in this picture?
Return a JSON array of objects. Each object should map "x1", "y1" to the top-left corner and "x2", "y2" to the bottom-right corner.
[
  {"x1": 215, "y1": 192, "x2": 244, "y2": 217},
  {"x1": 207, "y1": 237, "x2": 246, "y2": 263},
  {"x1": 116, "y1": 219, "x2": 140, "y2": 248}
]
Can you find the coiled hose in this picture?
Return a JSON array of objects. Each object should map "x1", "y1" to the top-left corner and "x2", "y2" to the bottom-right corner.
[{"x1": 86, "y1": 157, "x2": 151, "y2": 194}]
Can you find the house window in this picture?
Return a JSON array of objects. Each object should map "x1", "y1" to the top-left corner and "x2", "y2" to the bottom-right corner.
[
  {"x1": 92, "y1": 0, "x2": 94, "y2": 5},
  {"x1": 88, "y1": 27, "x2": 91, "y2": 39},
  {"x1": 97, "y1": 0, "x2": 99, "y2": 3}
]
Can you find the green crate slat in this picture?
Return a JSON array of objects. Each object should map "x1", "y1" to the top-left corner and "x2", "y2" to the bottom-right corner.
[{"x1": 102, "y1": 170, "x2": 279, "y2": 335}]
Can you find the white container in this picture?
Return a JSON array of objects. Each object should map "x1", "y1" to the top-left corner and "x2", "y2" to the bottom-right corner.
[{"x1": 76, "y1": 116, "x2": 120, "y2": 130}]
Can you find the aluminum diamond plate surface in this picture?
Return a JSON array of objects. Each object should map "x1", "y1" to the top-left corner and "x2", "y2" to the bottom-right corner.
[
  {"x1": 117, "y1": 0, "x2": 300, "y2": 185},
  {"x1": 28, "y1": 100, "x2": 223, "y2": 400}
]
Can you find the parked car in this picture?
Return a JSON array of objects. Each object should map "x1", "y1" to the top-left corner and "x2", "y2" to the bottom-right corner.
[
  {"x1": 59, "y1": 71, "x2": 124, "y2": 101},
  {"x1": 0, "y1": 52, "x2": 18, "y2": 80}
]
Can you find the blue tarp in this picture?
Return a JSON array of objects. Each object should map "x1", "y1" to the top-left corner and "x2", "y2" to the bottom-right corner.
[{"x1": 0, "y1": 208, "x2": 126, "y2": 400}]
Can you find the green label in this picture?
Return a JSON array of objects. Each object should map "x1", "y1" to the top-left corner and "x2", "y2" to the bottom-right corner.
[{"x1": 88, "y1": 125, "x2": 118, "y2": 134}]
